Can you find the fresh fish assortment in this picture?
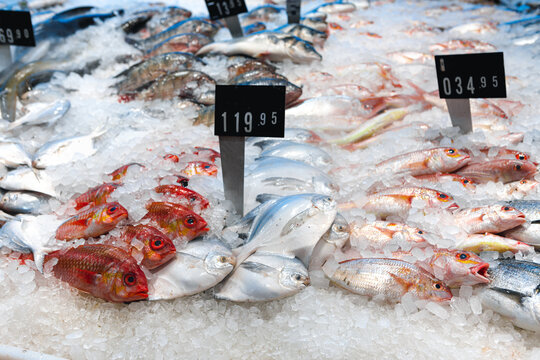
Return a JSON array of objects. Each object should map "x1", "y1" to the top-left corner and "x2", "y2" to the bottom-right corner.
[{"x1": 1, "y1": 0, "x2": 540, "y2": 357}]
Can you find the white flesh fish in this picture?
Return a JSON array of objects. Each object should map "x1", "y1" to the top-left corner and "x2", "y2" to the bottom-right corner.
[
  {"x1": 32, "y1": 127, "x2": 106, "y2": 169},
  {"x1": 256, "y1": 140, "x2": 332, "y2": 168},
  {"x1": 233, "y1": 193, "x2": 337, "y2": 268},
  {"x1": 7, "y1": 99, "x2": 70, "y2": 131},
  {"x1": 0, "y1": 141, "x2": 33, "y2": 168},
  {"x1": 214, "y1": 253, "x2": 310, "y2": 302},
  {"x1": 196, "y1": 33, "x2": 322, "y2": 63},
  {"x1": 148, "y1": 237, "x2": 235, "y2": 300},
  {"x1": 0, "y1": 167, "x2": 57, "y2": 197},
  {"x1": 481, "y1": 259, "x2": 540, "y2": 332}
]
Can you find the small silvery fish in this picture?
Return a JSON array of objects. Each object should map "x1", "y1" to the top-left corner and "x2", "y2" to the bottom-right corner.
[
  {"x1": 323, "y1": 257, "x2": 452, "y2": 302},
  {"x1": 215, "y1": 253, "x2": 310, "y2": 302},
  {"x1": 149, "y1": 236, "x2": 235, "y2": 300},
  {"x1": 275, "y1": 24, "x2": 328, "y2": 46},
  {"x1": 6, "y1": 99, "x2": 70, "y2": 131},
  {"x1": 255, "y1": 140, "x2": 332, "y2": 168},
  {"x1": 481, "y1": 259, "x2": 540, "y2": 332},
  {"x1": 44, "y1": 244, "x2": 148, "y2": 303},
  {"x1": 32, "y1": 127, "x2": 106, "y2": 169},
  {"x1": 310, "y1": 213, "x2": 350, "y2": 270},
  {"x1": 0, "y1": 191, "x2": 48, "y2": 214},
  {"x1": 0, "y1": 141, "x2": 34, "y2": 168},
  {"x1": 0, "y1": 167, "x2": 56, "y2": 197}
]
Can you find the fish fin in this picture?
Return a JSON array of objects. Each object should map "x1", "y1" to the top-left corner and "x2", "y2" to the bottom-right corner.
[
  {"x1": 240, "y1": 261, "x2": 275, "y2": 273},
  {"x1": 281, "y1": 208, "x2": 314, "y2": 236},
  {"x1": 75, "y1": 268, "x2": 99, "y2": 285},
  {"x1": 255, "y1": 193, "x2": 281, "y2": 204},
  {"x1": 389, "y1": 272, "x2": 412, "y2": 292},
  {"x1": 262, "y1": 177, "x2": 307, "y2": 189},
  {"x1": 252, "y1": 140, "x2": 277, "y2": 150},
  {"x1": 490, "y1": 286, "x2": 526, "y2": 302}
]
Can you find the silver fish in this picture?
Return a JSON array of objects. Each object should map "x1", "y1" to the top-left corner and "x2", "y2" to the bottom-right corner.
[
  {"x1": 481, "y1": 259, "x2": 540, "y2": 332},
  {"x1": 215, "y1": 253, "x2": 310, "y2": 302},
  {"x1": 0, "y1": 191, "x2": 49, "y2": 214},
  {"x1": 501, "y1": 200, "x2": 540, "y2": 246},
  {"x1": 311, "y1": 2, "x2": 357, "y2": 14},
  {"x1": 196, "y1": 33, "x2": 322, "y2": 63},
  {"x1": 245, "y1": 157, "x2": 338, "y2": 210},
  {"x1": 148, "y1": 237, "x2": 235, "y2": 300},
  {"x1": 32, "y1": 127, "x2": 106, "y2": 169},
  {"x1": 275, "y1": 24, "x2": 328, "y2": 46},
  {"x1": 234, "y1": 193, "x2": 337, "y2": 267},
  {"x1": 247, "y1": 128, "x2": 322, "y2": 145},
  {"x1": 0, "y1": 167, "x2": 56, "y2": 197},
  {"x1": 256, "y1": 140, "x2": 332, "y2": 168},
  {"x1": 0, "y1": 141, "x2": 34, "y2": 168},
  {"x1": 310, "y1": 213, "x2": 350, "y2": 270},
  {"x1": 6, "y1": 99, "x2": 70, "y2": 131}
]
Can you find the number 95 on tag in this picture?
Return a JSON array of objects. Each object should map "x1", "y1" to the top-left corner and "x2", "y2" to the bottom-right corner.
[{"x1": 214, "y1": 85, "x2": 286, "y2": 138}]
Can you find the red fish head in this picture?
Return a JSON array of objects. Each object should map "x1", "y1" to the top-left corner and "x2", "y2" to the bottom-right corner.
[
  {"x1": 98, "y1": 202, "x2": 129, "y2": 225},
  {"x1": 512, "y1": 161, "x2": 537, "y2": 180},
  {"x1": 182, "y1": 161, "x2": 218, "y2": 177},
  {"x1": 427, "y1": 280, "x2": 453, "y2": 302},
  {"x1": 132, "y1": 225, "x2": 176, "y2": 269},
  {"x1": 180, "y1": 212, "x2": 209, "y2": 240},
  {"x1": 431, "y1": 249, "x2": 489, "y2": 286},
  {"x1": 457, "y1": 176, "x2": 476, "y2": 190},
  {"x1": 109, "y1": 259, "x2": 148, "y2": 302},
  {"x1": 443, "y1": 147, "x2": 470, "y2": 164},
  {"x1": 433, "y1": 191, "x2": 459, "y2": 211}
]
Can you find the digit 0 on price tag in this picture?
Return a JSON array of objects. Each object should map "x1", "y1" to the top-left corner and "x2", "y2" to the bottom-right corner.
[
  {"x1": 205, "y1": 0, "x2": 248, "y2": 20},
  {"x1": 214, "y1": 85, "x2": 285, "y2": 137},
  {"x1": 435, "y1": 52, "x2": 506, "y2": 99},
  {"x1": 0, "y1": 10, "x2": 35, "y2": 46}
]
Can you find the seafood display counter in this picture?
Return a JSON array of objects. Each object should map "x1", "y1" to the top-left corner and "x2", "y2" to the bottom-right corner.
[{"x1": 0, "y1": 0, "x2": 539, "y2": 359}]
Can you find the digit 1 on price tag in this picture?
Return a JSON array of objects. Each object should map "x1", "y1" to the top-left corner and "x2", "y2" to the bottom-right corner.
[
  {"x1": 287, "y1": 0, "x2": 302, "y2": 24},
  {"x1": 434, "y1": 52, "x2": 506, "y2": 133},
  {"x1": 204, "y1": 0, "x2": 248, "y2": 38},
  {"x1": 215, "y1": 85, "x2": 286, "y2": 215}
]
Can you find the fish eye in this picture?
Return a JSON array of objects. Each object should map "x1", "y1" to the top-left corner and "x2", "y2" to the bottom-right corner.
[
  {"x1": 150, "y1": 236, "x2": 165, "y2": 250},
  {"x1": 437, "y1": 193, "x2": 449, "y2": 201},
  {"x1": 184, "y1": 216, "x2": 196, "y2": 228},
  {"x1": 190, "y1": 196, "x2": 197, "y2": 202},
  {"x1": 520, "y1": 180, "x2": 527, "y2": 184},
  {"x1": 123, "y1": 273, "x2": 136, "y2": 286},
  {"x1": 503, "y1": 206, "x2": 511, "y2": 211},
  {"x1": 517, "y1": 153, "x2": 527, "y2": 160},
  {"x1": 457, "y1": 253, "x2": 470, "y2": 261},
  {"x1": 204, "y1": 165, "x2": 210, "y2": 169},
  {"x1": 515, "y1": 164, "x2": 522, "y2": 171},
  {"x1": 445, "y1": 148, "x2": 459, "y2": 157},
  {"x1": 434, "y1": 282, "x2": 442, "y2": 290},
  {"x1": 218, "y1": 256, "x2": 227, "y2": 263},
  {"x1": 462, "y1": 179, "x2": 469, "y2": 184},
  {"x1": 107, "y1": 205, "x2": 118, "y2": 215},
  {"x1": 417, "y1": 230, "x2": 423, "y2": 235},
  {"x1": 294, "y1": 274, "x2": 302, "y2": 281}
]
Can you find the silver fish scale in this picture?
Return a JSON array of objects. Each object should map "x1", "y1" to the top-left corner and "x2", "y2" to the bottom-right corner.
[
  {"x1": 488, "y1": 260, "x2": 540, "y2": 297},
  {"x1": 507, "y1": 200, "x2": 540, "y2": 221}
]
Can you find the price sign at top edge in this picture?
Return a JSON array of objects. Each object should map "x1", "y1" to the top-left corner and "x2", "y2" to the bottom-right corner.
[
  {"x1": 214, "y1": 85, "x2": 286, "y2": 138},
  {"x1": 0, "y1": 10, "x2": 35, "y2": 47},
  {"x1": 435, "y1": 52, "x2": 506, "y2": 99},
  {"x1": 205, "y1": 0, "x2": 248, "y2": 20}
]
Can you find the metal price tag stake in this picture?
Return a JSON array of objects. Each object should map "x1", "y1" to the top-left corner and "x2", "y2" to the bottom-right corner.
[
  {"x1": 435, "y1": 52, "x2": 506, "y2": 134},
  {"x1": 204, "y1": 0, "x2": 248, "y2": 38},
  {"x1": 0, "y1": 10, "x2": 35, "y2": 72},
  {"x1": 214, "y1": 85, "x2": 286, "y2": 216},
  {"x1": 287, "y1": 0, "x2": 302, "y2": 24}
]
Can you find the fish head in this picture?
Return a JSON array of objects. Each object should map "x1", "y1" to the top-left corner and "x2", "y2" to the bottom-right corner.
[
  {"x1": 184, "y1": 161, "x2": 218, "y2": 177},
  {"x1": 403, "y1": 226, "x2": 428, "y2": 243},
  {"x1": 456, "y1": 176, "x2": 476, "y2": 190},
  {"x1": 509, "y1": 179, "x2": 539, "y2": 195},
  {"x1": 430, "y1": 249, "x2": 489, "y2": 286},
  {"x1": 285, "y1": 36, "x2": 323, "y2": 62},
  {"x1": 495, "y1": 205, "x2": 526, "y2": 226},
  {"x1": 312, "y1": 194, "x2": 338, "y2": 216},
  {"x1": 431, "y1": 147, "x2": 470, "y2": 172},
  {"x1": 279, "y1": 265, "x2": 310, "y2": 290},
  {"x1": 108, "y1": 259, "x2": 148, "y2": 302},
  {"x1": 179, "y1": 211, "x2": 209, "y2": 240},
  {"x1": 431, "y1": 190, "x2": 459, "y2": 211},
  {"x1": 204, "y1": 250, "x2": 236, "y2": 275},
  {"x1": 136, "y1": 225, "x2": 176, "y2": 269},
  {"x1": 325, "y1": 213, "x2": 350, "y2": 246},
  {"x1": 97, "y1": 202, "x2": 129, "y2": 225},
  {"x1": 510, "y1": 161, "x2": 537, "y2": 181},
  {"x1": 422, "y1": 277, "x2": 453, "y2": 302}
]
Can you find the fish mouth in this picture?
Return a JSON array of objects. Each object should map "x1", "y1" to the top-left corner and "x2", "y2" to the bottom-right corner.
[
  {"x1": 447, "y1": 203, "x2": 459, "y2": 211},
  {"x1": 470, "y1": 263, "x2": 490, "y2": 283}
]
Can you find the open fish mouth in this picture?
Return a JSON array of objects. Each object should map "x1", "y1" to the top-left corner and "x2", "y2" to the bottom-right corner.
[
  {"x1": 471, "y1": 263, "x2": 490, "y2": 283},
  {"x1": 447, "y1": 203, "x2": 460, "y2": 211}
]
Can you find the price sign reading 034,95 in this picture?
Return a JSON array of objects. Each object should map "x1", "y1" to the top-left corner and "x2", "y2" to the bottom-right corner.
[
  {"x1": 214, "y1": 85, "x2": 285, "y2": 138},
  {"x1": 435, "y1": 52, "x2": 506, "y2": 99},
  {"x1": 0, "y1": 10, "x2": 35, "y2": 46},
  {"x1": 205, "y1": 0, "x2": 248, "y2": 20}
]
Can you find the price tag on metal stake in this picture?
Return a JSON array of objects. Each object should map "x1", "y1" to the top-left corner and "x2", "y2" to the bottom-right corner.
[
  {"x1": 434, "y1": 52, "x2": 506, "y2": 133},
  {"x1": 205, "y1": 0, "x2": 248, "y2": 38},
  {"x1": 287, "y1": 0, "x2": 302, "y2": 24},
  {"x1": 215, "y1": 85, "x2": 286, "y2": 215},
  {"x1": 0, "y1": 10, "x2": 35, "y2": 46}
]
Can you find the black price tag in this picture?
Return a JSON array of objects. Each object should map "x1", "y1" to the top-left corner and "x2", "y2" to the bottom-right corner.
[
  {"x1": 214, "y1": 85, "x2": 285, "y2": 137},
  {"x1": 0, "y1": 10, "x2": 35, "y2": 47},
  {"x1": 205, "y1": 0, "x2": 248, "y2": 20},
  {"x1": 287, "y1": 0, "x2": 302, "y2": 24},
  {"x1": 435, "y1": 52, "x2": 506, "y2": 99}
]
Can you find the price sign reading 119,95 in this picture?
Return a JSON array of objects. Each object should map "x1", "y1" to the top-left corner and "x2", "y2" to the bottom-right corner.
[
  {"x1": 435, "y1": 52, "x2": 506, "y2": 99},
  {"x1": 214, "y1": 85, "x2": 285, "y2": 138},
  {"x1": 205, "y1": 0, "x2": 248, "y2": 20},
  {"x1": 0, "y1": 10, "x2": 35, "y2": 46}
]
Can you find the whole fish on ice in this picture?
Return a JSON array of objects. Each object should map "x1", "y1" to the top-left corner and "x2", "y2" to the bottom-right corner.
[
  {"x1": 501, "y1": 201, "x2": 540, "y2": 246},
  {"x1": 453, "y1": 205, "x2": 526, "y2": 234},
  {"x1": 254, "y1": 140, "x2": 332, "y2": 168},
  {"x1": 0, "y1": 191, "x2": 49, "y2": 214},
  {"x1": 5, "y1": 99, "x2": 70, "y2": 131},
  {"x1": 0, "y1": 167, "x2": 56, "y2": 197}
]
